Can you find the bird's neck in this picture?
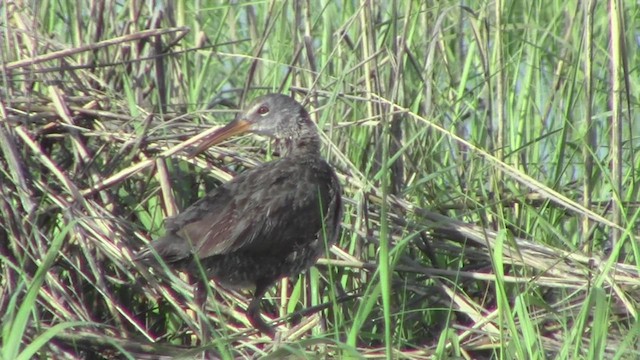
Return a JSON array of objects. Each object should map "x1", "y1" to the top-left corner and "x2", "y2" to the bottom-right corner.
[{"x1": 278, "y1": 134, "x2": 321, "y2": 157}]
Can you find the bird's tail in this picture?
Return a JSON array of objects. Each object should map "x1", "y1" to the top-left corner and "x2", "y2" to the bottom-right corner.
[{"x1": 134, "y1": 233, "x2": 193, "y2": 265}]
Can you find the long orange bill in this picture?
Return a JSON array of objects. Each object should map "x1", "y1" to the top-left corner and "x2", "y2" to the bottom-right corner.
[{"x1": 188, "y1": 118, "x2": 252, "y2": 158}]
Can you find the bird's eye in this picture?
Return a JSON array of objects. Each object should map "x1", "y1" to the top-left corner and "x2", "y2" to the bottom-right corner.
[{"x1": 257, "y1": 105, "x2": 269, "y2": 115}]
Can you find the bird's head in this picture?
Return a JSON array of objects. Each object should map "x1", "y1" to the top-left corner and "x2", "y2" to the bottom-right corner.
[{"x1": 190, "y1": 93, "x2": 315, "y2": 157}]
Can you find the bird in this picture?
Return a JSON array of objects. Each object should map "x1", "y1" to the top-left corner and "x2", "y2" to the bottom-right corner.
[{"x1": 136, "y1": 93, "x2": 342, "y2": 336}]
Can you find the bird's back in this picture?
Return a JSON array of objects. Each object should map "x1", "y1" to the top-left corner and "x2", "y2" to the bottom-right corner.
[{"x1": 137, "y1": 154, "x2": 341, "y2": 287}]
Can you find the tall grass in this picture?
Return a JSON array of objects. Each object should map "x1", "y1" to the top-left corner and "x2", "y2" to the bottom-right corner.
[{"x1": 1, "y1": 0, "x2": 638, "y2": 358}]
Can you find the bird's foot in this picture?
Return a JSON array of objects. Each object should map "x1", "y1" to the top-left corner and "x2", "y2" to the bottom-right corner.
[{"x1": 248, "y1": 312, "x2": 276, "y2": 338}]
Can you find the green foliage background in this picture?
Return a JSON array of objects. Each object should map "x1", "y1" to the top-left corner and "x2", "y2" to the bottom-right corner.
[{"x1": 1, "y1": 0, "x2": 639, "y2": 359}]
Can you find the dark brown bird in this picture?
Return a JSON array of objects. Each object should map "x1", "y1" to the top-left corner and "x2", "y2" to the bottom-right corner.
[{"x1": 137, "y1": 93, "x2": 342, "y2": 335}]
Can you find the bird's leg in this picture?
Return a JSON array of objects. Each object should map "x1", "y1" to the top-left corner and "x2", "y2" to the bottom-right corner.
[
  {"x1": 247, "y1": 281, "x2": 276, "y2": 337},
  {"x1": 194, "y1": 280, "x2": 208, "y2": 306}
]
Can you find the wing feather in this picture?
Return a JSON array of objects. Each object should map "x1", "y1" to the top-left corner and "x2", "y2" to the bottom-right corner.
[{"x1": 168, "y1": 157, "x2": 339, "y2": 260}]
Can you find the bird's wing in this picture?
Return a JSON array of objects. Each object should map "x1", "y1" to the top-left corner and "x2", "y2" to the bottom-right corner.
[{"x1": 170, "y1": 159, "x2": 338, "y2": 259}]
